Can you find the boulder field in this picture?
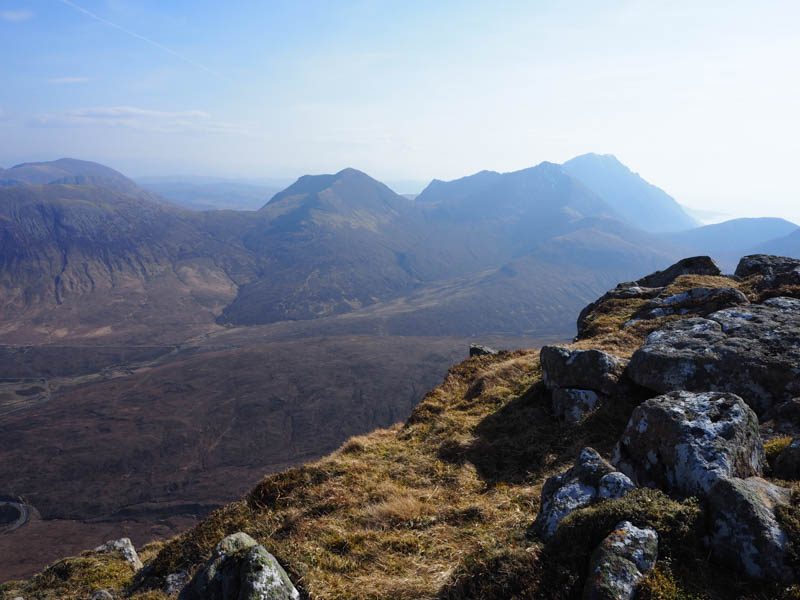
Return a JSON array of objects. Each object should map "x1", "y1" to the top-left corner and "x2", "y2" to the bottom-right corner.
[{"x1": 537, "y1": 254, "x2": 800, "y2": 592}]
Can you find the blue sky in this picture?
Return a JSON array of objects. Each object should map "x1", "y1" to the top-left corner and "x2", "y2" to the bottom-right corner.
[{"x1": 1, "y1": 1, "x2": 799, "y2": 222}]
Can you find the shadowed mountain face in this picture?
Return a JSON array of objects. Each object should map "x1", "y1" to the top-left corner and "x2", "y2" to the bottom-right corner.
[
  {"x1": 563, "y1": 153, "x2": 698, "y2": 233},
  {"x1": 0, "y1": 184, "x2": 257, "y2": 343}
]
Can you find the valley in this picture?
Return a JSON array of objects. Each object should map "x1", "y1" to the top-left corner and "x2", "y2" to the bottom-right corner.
[{"x1": 0, "y1": 155, "x2": 797, "y2": 583}]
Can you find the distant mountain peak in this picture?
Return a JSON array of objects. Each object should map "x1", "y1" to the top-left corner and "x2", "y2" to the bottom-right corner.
[{"x1": 563, "y1": 153, "x2": 698, "y2": 233}]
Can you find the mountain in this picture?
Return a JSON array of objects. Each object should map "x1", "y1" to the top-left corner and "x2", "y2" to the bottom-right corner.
[
  {"x1": 752, "y1": 226, "x2": 800, "y2": 258},
  {"x1": 0, "y1": 184, "x2": 257, "y2": 343},
  {"x1": 0, "y1": 158, "x2": 160, "y2": 201},
  {"x1": 139, "y1": 180, "x2": 281, "y2": 211},
  {"x1": 662, "y1": 217, "x2": 799, "y2": 270},
  {"x1": 219, "y1": 168, "x2": 442, "y2": 325},
  {"x1": 563, "y1": 153, "x2": 698, "y2": 232}
]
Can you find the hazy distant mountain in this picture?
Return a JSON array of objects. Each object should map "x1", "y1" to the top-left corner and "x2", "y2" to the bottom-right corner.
[
  {"x1": 220, "y1": 168, "x2": 439, "y2": 324},
  {"x1": 416, "y1": 161, "x2": 626, "y2": 262},
  {"x1": 0, "y1": 159, "x2": 685, "y2": 338},
  {"x1": 752, "y1": 227, "x2": 800, "y2": 258},
  {"x1": 563, "y1": 153, "x2": 698, "y2": 232},
  {"x1": 662, "y1": 217, "x2": 798, "y2": 270},
  {"x1": 140, "y1": 180, "x2": 281, "y2": 211},
  {"x1": 0, "y1": 158, "x2": 160, "y2": 202}
]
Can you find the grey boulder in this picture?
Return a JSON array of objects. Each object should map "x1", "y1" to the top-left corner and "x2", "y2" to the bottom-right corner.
[
  {"x1": 632, "y1": 256, "x2": 721, "y2": 289},
  {"x1": 735, "y1": 254, "x2": 800, "y2": 279},
  {"x1": 708, "y1": 476, "x2": 793, "y2": 582},
  {"x1": 612, "y1": 391, "x2": 764, "y2": 498},
  {"x1": 627, "y1": 298, "x2": 800, "y2": 417},
  {"x1": 532, "y1": 448, "x2": 634, "y2": 539},
  {"x1": 469, "y1": 343, "x2": 498, "y2": 357},
  {"x1": 583, "y1": 520, "x2": 658, "y2": 600},
  {"x1": 94, "y1": 538, "x2": 142, "y2": 571},
  {"x1": 540, "y1": 347, "x2": 627, "y2": 395},
  {"x1": 179, "y1": 532, "x2": 299, "y2": 600}
]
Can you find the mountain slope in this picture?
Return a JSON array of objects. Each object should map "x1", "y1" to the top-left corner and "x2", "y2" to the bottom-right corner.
[
  {"x1": 563, "y1": 153, "x2": 697, "y2": 232},
  {"x1": 220, "y1": 168, "x2": 448, "y2": 325},
  {"x1": 0, "y1": 184, "x2": 256, "y2": 342},
  {"x1": 752, "y1": 227, "x2": 800, "y2": 258},
  {"x1": 663, "y1": 217, "x2": 798, "y2": 270}
]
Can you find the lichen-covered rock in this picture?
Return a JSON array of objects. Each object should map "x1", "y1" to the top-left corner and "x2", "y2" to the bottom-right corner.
[
  {"x1": 552, "y1": 388, "x2": 600, "y2": 424},
  {"x1": 626, "y1": 286, "x2": 748, "y2": 323},
  {"x1": 540, "y1": 346, "x2": 627, "y2": 395},
  {"x1": 774, "y1": 438, "x2": 800, "y2": 480},
  {"x1": 89, "y1": 590, "x2": 114, "y2": 600},
  {"x1": 735, "y1": 254, "x2": 800, "y2": 279},
  {"x1": 612, "y1": 391, "x2": 764, "y2": 498},
  {"x1": 93, "y1": 538, "x2": 142, "y2": 571},
  {"x1": 597, "y1": 472, "x2": 636, "y2": 500},
  {"x1": 708, "y1": 477, "x2": 793, "y2": 582},
  {"x1": 164, "y1": 570, "x2": 190, "y2": 596},
  {"x1": 583, "y1": 520, "x2": 658, "y2": 600},
  {"x1": 627, "y1": 298, "x2": 800, "y2": 416},
  {"x1": 179, "y1": 532, "x2": 299, "y2": 600},
  {"x1": 469, "y1": 343, "x2": 497, "y2": 356},
  {"x1": 532, "y1": 448, "x2": 634, "y2": 539}
]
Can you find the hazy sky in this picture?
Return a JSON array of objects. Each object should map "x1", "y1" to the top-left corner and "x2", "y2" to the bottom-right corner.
[{"x1": 1, "y1": 1, "x2": 799, "y2": 222}]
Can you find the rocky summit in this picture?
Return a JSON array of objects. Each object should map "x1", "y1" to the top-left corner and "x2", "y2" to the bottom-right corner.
[{"x1": 4, "y1": 253, "x2": 800, "y2": 600}]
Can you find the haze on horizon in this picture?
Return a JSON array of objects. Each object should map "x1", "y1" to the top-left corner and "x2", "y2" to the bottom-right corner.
[{"x1": 1, "y1": 0, "x2": 799, "y2": 223}]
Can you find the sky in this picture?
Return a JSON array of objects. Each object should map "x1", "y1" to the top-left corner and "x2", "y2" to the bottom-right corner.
[{"x1": 1, "y1": 0, "x2": 799, "y2": 222}]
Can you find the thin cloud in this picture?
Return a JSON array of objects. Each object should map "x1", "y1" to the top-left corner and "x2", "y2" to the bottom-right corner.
[
  {"x1": 49, "y1": 77, "x2": 90, "y2": 84},
  {"x1": 58, "y1": 0, "x2": 220, "y2": 77},
  {"x1": 30, "y1": 105, "x2": 251, "y2": 136},
  {"x1": 0, "y1": 9, "x2": 34, "y2": 21}
]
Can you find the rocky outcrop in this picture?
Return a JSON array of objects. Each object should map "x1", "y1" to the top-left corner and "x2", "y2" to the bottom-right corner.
[
  {"x1": 735, "y1": 254, "x2": 800, "y2": 279},
  {"x1": 631, "y1": 256, "x2": 721, "y2": 288},
  {"x1": 179, "y1": 532, "x2": 299, "y2": 600},
  {"x1": 533, "y1": 448, "x2": 635, "y2": 539},
  {"x1": 708, "y1": 477, "x2": 793, "y2": 582},
  {"x1": 627, "y1": 297, "x2": 800, "y2": 417},
  {"x1": 774, "y1": 439, "x2": 800, "y2": 480},
  {"x1": 612, "y1": 391, "x2": 764, "y2": 498},
  {"x1": 541, "y1": 347, "x2": 627, "y2": 395},
  {"x1": 582, "y1": 521, "x2": 658, "y2": 600},
  {"x1": 94, "y1": 538, "x2": 142, "y2": 571},
  {"x1": 625, "y1": 286, "x2": 748, "y2": 323},
  {"x1": 469, "y1": 344, "x2": 498, "y2": 357},
  {"x1": 576, "y1": 285, "x2": 663, "y2": 338},
  {"x1": 540, "y1": 346, "x2": 627, "y2": 423}
]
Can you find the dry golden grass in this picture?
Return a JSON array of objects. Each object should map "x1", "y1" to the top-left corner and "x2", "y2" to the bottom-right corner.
[{"x1": 128, "y1": 348, "x2": 650, "y2": 600}]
